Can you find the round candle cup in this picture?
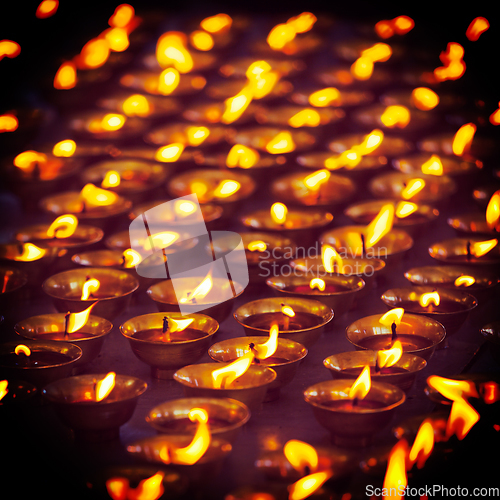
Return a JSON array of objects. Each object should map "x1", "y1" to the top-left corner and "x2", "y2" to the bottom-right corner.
[
  {"x1": 417, "y1": 132, "x2": 496, "y2": 160},
  {"x1": 219, "y1": 57, "x2": 305, "y2": 79},
  {"x1": 381, "y1": 287, "x2": 477, "y2": 337},
  {"x1": 42, "y1": 373, "x2": 147, "y2": 442},
  {"x1": 447, "y1": 213, "x2": 500, "y2": 237},
  {"x1": 323, "y1": 351, "x2": 427, "y2": 393},
  {"x1": 0, "y1": 340, "x2": 82, "y2": 389},
  {"x1": 15, "y1": 313, "x2": 112, "y2": 369},
  {"x1": 120, "y1": 313, "x2": 218, "y2": 379},
  {"x1": 290, "y1": 254, "x2": 386, "y2": 294},
  {"x1": 304, "y1": 379, "x2": 406, "y2": 447},
  {"x1": 145, "y1": 123, "x2": 231, "y2": 149},
  {"x1": 251, "y1": 32, "x2": 323, "y2": 56},
  {"x1": 346, "y1": 313, "x2": 446, "y2": 361},
  {"x1": 229, "y1": 127, "x2": 316, "y2": 153},
  {"x1": 404, "y1": 265, "x2": 499, "y2": 303},
  {"x1": 206, "y1": 79, "x2": 292, "y2": 101},
  {"x1": 72, "y1": 249, "x2": 139, "y2": 270},
  {"x1": 42, "y1": 267, "x2": 139, "y2": 320},
  {"x1": 480, "y1": 322, "x2": 500, "y2": 365},
  {"x1": 429, "y1": 238, "x2": 500, "y2": 268},
  {"x1": 146, "y1": 397, "x2": 250, "y2": 444},
  {"x1": 255, "y1": 105, "x2": 345, "y2": 128},
  {"x1": 183, "y1": 100, "x2": 265, "y2": 125},
  {"x1": 173, "y1": 363, "x2": 276, "y2": 411},
  {"x1": 147, "y1": 277, "x2": 244, "y2": 324},
  {"x1": 266, "y1": 274, "x2": 365, "y2": 317},
  {"x1": 270, "y1": 171, "x2": 356, "y2": 208},
  {"x1": 240, "y1": 208, "x2": 333, "y2": 248},
  {"x1": 290, "y1": 87, "x2": 374, "y2": 109},
  {"x1": 320, "y1": 225, "x2": 413, "y2": 267},
  {"x1": 369, "y1": 171, "x2": 456, "y2": 204},
  {"x1": 233, "y1": 297, "x2": 334, "y2": 349},
  {"x1": 208, "y1": 337, "x2": 308, "y2": 401},
  {"x1": 345, "y1": 199, "x2": 439, "y2": 237},
  {"x1": 328, "y1": 133, "x2": 414, "y2": 158}
]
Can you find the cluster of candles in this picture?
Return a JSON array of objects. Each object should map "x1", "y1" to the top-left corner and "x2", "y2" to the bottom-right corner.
[{"x1": 1, "y1": 4, "x2": 500, "y2": 500}]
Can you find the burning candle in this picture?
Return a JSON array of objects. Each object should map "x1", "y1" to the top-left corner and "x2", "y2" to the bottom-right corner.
[{"x1": 429, "y1": 237, "x2": 500, "y2": 267}]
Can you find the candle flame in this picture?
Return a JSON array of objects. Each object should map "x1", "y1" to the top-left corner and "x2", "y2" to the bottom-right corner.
[
  {"x1": 454, "y1": 275, "x2": 475, "y2": 287},
  {"x1": 401, "y1": 178, "x2": 425, "y2": 200},
  {"x1": 0, "y1": 40, "x2": 21, "y2": 60},
  {"x1": 271, "y1": 202, "x2": 288, "y2": 225},
  {"x1": 489, "y1": 104, "x2": 500, "y2": 126},
  {"x1": 380, "y1": 105, "x2": 410, "y2": 128},
  {"x1": 419, "y1": 291, "x2": 440, "y2": 308},
  {"x1": 14, "y1": 150, "x2": 48, "y2": 172},
  {"x1": 380, "y1": 308, "x2": 404, "y2": 327},
  {"x1": 253, "y1": 323, "x2": 279, "y2": 360},
  {"x1": 309, "y1": 278, "x2": 326, "y2": 292},
  {"x1": 226, "y1": 144, "x2": 260, "y2": 168},
  {"x1": 66, "y1": 302, "x2": 97, "y2": 334},
  {"x1": 77, "y1": 38, "x2": 110, "y2": 69},
  {"x1": 284, "y1": 439, "x2": 318, "y2": 474},
  {"x1": 200, "y1": 13, "x2": 232, "y2": 33},
  {"x1": 15, "y1": 344, "x2": 31, "y2": 356},
  {"x1": 266, "y1": 131, "x2": 295, "y2": 154},
  {"x1": 470, "y1": 238, "x2": 498, "y2": 257},
  {"x1": 186, "y1": 126, "x2": 210, "y2": 146},
  {"x1": 364, "y1": 203, "x2": 394, "y2": 247},
  {"x1": 375, "y1": 16, "x2": 414, "y2": 38},
  {"x1": 213, "y1": 180, "x2": 241, "y2": 198},
  {"x1": 395, "y1": 201, "x2": 418, "y2": 218},
  {"x1": 409, "y1": 419, "x2": 435, "y2": 469},
  {"x1": 0, "y1": 380, "x2": 8, "y2": 401},
  {"x1": 106, "y1": 471, "x2": 165, "y2": 500},
  {"x1": 360, "y1": 129, "x2": 384, "y2": 153},
  {"x1": 156, "y1": 32, "x2": 193, "y2": 73},
  {"x1": 452, "y1": 123, "x2": 476, "y2": 156},
  {"x1": 101, "y1": 170, "x2": 121, "y2": 188},
  {"x1": 267, "y1": 13, "x2": 316, "y2": 52},
  {"x1": 211, "y1": 351, "x2": 255, "y2": 389},
  {"x1": 411, "y1": 87, "x2": 439, "y2": 110},
  {"x1": 281, "y1": 304, "x2": 295, "y2": 318},
  {"x1": 122, "y1": 94, "x2": 151, "y2": 117},
  {"x1": 288, "y1": 471, "x2": 332, "y2": 500},
  {"x1": 14, "y1": 243, "x2": 47, "y2": 262},
  {"x1": 179, "y1": 272, "x2": 213, "y2": 304},
  {"x1": 54, "y1": 61, "x2": 77, "y2": 89},
  {"x1": 155, "y1": 143, "x2": 184, "y2": 162},
  {"x1": 486, "y1": 190, "x2": 500, "y2": 230},
  {"x1": 288, "y1": 109, "x2": 321, "y2": 128},
  {"x1": 383, "y1": 440, "x2": 408, "y2": 498},
  {"x1": 308, "y1": 88, "x2": 340, "y2": 107},
  {"x1": 190, "y1": 31, "x2": 214, "y2": 51},
  {"x1": 434, "y1": 42, "x2": 466, "y2": 82},
  {"x1": 101, "y1": 113, "x2": 126, "y2": 132},
  {"x1": 0, "y1": 114, "x2": 18, "y2": 133},
  {"x1": 95, "y1": 372, "x2": 116, "y2": 402},
  {"x1": 109, "y1": 4, "x2": 135, "y2": 29},
  {"x1": 46, "y1": 214, "x2": 78, "y2": 239},
  {"x1": 321, "y1": 244, "x2": 343, "y2": 273},
  {"x1": 377, "y1": 340, "x2": 403, "y2": 369},
  {"x1": 80, "y1": 184, "x2": 119, "y2": 207},
  {"x1": 466, "y1": 17, "x2": 489, "y2": 41},
  {"x1": 104, "y1": 27, "x2": 130, "y2": 52},
  {"x1": 143, "y1": 232, "x2": 180, "y2": 252},
  {"x1": 221, "y1": 86, "x2": 253, "y2": 124},
  {"x1": 81, "y1": 278, "x2": 100, "y2": 301},
  {"x1": 304, "y1": 169, "x2": 330, "y2": 190},
  {"x1": 421, "y1": 155, "x2": 443, "y2": 176},
  {"x1": 348, "y1": 365, "x2": 371, "y2": 400},
  {"x1": 351, "y1": 43, "x2": 392, "y2": 80},
  {"x1": 247, "y1": 240, "x2": 267, "y2": 252},
  {"x1": 158, "y1": 68, "x2": 180, "y2": 95},
  {"x1": 122, "y1": 248, "x2": 142, "y2": 268},
  {"x1": 52, "y1": 139, "x2": 76, "y2": 157}
]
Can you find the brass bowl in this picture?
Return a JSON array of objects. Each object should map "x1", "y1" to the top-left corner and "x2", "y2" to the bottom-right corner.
[
  {"x1": 380, "y1": 286, "x2": 478, "y2": 336},
  {"x1": 15, "y1": 313, "x2": 112, "y2": 369},
  {"x1": 146, "y1": 397, "x2": 250, "y2": 443},
  {"x1": 42, "y1": 267, "x2": 139, "y2": 320},
  {"x1": 233, "y1": 297, "x2": 334, "y2": 348},
  {"x1": 266, "y1": 273, "x2": 365, "y2": 317},
  {"x1": 429, "y1": 237, "x2": 500, "y2": 267},
  {"x1": 173, "y1": 363, "x2": 276, "y2": 411},
  {"x1": 346, "y1": 313, "x2": 446, "y2": 361},
  {"x1": 208, "y1": 337, "x2": 308, "y2": 401},
  {"x1": 447, "y1": 213, "x2": 499, "y2": 237},
  {"x1": 0, "y1": 340, "x2": 82, "y2": 389},
  {"x1": 120, "y1": 313, "x2": 218, "y2": 379},
  {"x1": 147, "y1": 277, "x2": 244, "y2": 323},
  {"x1": 304, "y1": 379, "x2": 406, "y2": 447},
  {"x1": 42, "y1": 373, "x2": 147, "y2": 442},
  {"x1": 323, "y1": 350, "x2": 427, "y2": 393}
]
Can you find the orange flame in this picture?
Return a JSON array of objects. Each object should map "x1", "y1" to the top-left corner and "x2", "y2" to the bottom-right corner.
[
  {"x1": 248, "y1": 240, "x2": 267, "y2": 252},
  {"x1": 174, "y1": 200, "x2": 197, "y2": 217},
  {"x1": 401, "y1": 178, "x2": 425, "y2": 200},
  {"x1": 109, "y1": 4, "x2": 135, "y2": 29},
  {"x1": 155, "y1": 143, "x2": 184, "y2": 162},
  {"x1": 380, "y1": 308, "x2": 404, "y2": 328},
  {"x1": 395, "y1": 201, "x2": 418, "y2": 218},
  {"x1": 14, "y1": 243, "x2": 47, "y2": 262},
  {"x1": 288, "y1": 471, "x2": 332, "y2": 500},
  {"x1": 351, "y1": 43, "x2": 392, "y2": 80},
  {"x1": 14, "y1": 150, "x2": 48, "y2": 172},
  {"x1": 95, "y1": 372, "x2": 116, "y2": 402},
  {"x1": 304, "y1": 169, "x2": 330, "y2": 190},
  {"x1": 321, "y1": 244, "x2": 344, "y2": 273},
  {"x1": 213, "y1": 180, "x2": 241, "y2": 198},
  {"x1": 309, "y1": 278, "x2": 326, "y2": 292},
  {"x1": 267, "y1": 13, "x2": 317, "y2": 52},
  {"x1": 466, "y1": 17, "x2": 489, "y2": 41},
  {"x1": 200, "y1": 14, "x2": 232, "y2": 33},
  {"x1": 46, "y1": 214, "x2": 78, "y2": 239},
  {"x1": 158, "y1": 68, "x2": 180, "y2": 95},
  {"x1": 54, "y1": 61, "x2": 77, "y2": 89},
  {"x1": 246, "y1": 61, "x2": 280, "y2": 99},
  {"x1": 190, "y1": 31, "x2": 214, "y2": 51},
  {"x1": 452, "y1": 123, "x2": 476, "y2": 156},
  {"x1": 489, "y1": 103, "x2": 500, "y2": 125},
  {"x1": 266, "y1": 131, "x2": 295, "y2": 154},
  {"x1": 281, "y1": 304, "x2": 296, "y2": 318},
  {"x1": 52, "y1": 139, "x2": 76, "y2": 157},
  {"x1": 380, "y1": 105, "x2": 410, "y2": 129},
  {"x1": 101, "y1": 170, "x2": 121, "y2": 188},
  {"x1": 122, "y1": 94, "x2": 151, "y2": 117},
  {"x1": 377, "y1": 340, "x2": 403, "y2": 369},
  {"x1": 375, "y1": 16, "x2": 414, "y2": 39},
  {"x1": 308, "y1": 88, "x2": 340, "y2": 107},
  {"x1": 166, "y1": 317, "x2": 194, "y2": 335},
  {"x1": 0, "y1": 380, "x2": 8, "y2": 401},
  {"x1": 253, "y1": 323, "x2": 279, "y2": 360},
  {"x1": 480, "y1": 381, "x2": 499, "y2": 404},
  {"x1": 15, "y1": 344, "x2": 31, "y2": 356},
  {"x1": 471, "y1": 239, "x2": 498, "y2": 257},
  {"x1": 486, "y1": 190, "x2": 500, "y2": 230},
  {"x1": 143, "y1": 232, "x2": 180, "y2": 252},
  {"x1": 364, "y1": 203, "x2": 394, "y2": 247},
  {"x1": 0, "y1": 114, "x2": 19, "y2": 133},
  {"x1": 409, "y1": 419, "x2": 435, "y2": 469},
  {"x1": 122, "y1": 249, "x2": 142, "y2": 268},
  {"x1": 179, "y1": 272, "x2": 213, "y2": 304},
  {"x1": 348, "y1": 365, "x2": 371, "y2": 400},
  {"x1": 271, "y1": 202, "x2": 288, "y2": 225},
  {"x1": 411, "y1": 87, "x2": 439, "y2": 110},
  {"x1": 81, "y1": 278, "x2": 100, "y2": 301},
  {"x1": 186, "y1": 126, "x2": 210, "y2": 146},
  {"x1": 36, "y1": 0, "x2": 59, "y2": 19},
  {"x1": 80, "y1": 183, "x2": 119, "y2": 207},
  {"x1": 0, "y1": 40, "x2": 21, "y2": 61},
  {"x1": 454, "y1": 275, "x2": 475, "y2": 287},
  {"x1": 289, "y1": 109, "x2": 321, "y2": 128},
  {"x1": 419, "y1": 291, "x2": 440, "y2": 308},
  {"x1": 383, "y1": 440, "x2": 408, "y2": 498},
  {"x1": 421, "y1": 155, "x2": 443, "y2": 176},
  {"x1": 226, "y1": 144, "x2": 260, "y2": 168},
  {"x1": 284, "y1": 439, "x2": 318, "y2": 474},
  {"x1": 434, "y1": 42, "x2": 466, "y2": 82},
  {"x1": 77, "y1": 38, "x2": 110, "y2": 69},
  {"x1": 89, "y1": 113, "x2": 126, "y2": 133},
  {"x1": 212, "y1": 351, "x2": 255, "y2": 389},
  {"x1": 66, "y1": 303, "x2": 97, "y2": 334},
  {"x1": 106, "y1": 471, "x2": 165, "y2": 500},
  {"x1": 156, "y1": 32, "x2": 193, "y2": 73},
  {"x1": 222, "y1": 86, "x2": 253, "y2": 124}
]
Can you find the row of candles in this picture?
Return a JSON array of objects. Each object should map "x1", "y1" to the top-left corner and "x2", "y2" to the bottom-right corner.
[{"x1": 1, "y1": 5, "x2": 500, "y2": 500}]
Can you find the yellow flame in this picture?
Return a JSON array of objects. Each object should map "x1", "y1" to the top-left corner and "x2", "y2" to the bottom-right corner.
[
  {"x1": 419, "y1": 291, "x2": 440, "y2": 308},
  {"x1": 155, "y1": 143, "x2": 184, "y2": 162},
  {"x1": 14, "y1": 243, "x2": 47, "y2": 262},
  {"x1": 122, "y1": 94, "x2": 151, "y2": 117},
  {"x1": 222, "y1": 86, "x2": 253, "y2": 124},
  {"x1": 380, "y1": 308, "x2": 404, "y2": 327},
  {"x1": 411, "y1": 87, "x2": 439, "y2": 110},
  {"x1": 200, "y1": 13, "x2": 232, "y2": 33},
  {"x1": 486, "y1": 190, "x2": 500, "y2": 230},
  {"x1": 351, "y1": 57, "x2": 374, "y2": 80},
  {"x1": 174, "y1": 200, "x2": 197, "y2": 216},
  {"x1": 348, "y1": 365, "x2": 371, "y2": 400},
  {"x1": 248, "y1": 240, "x2": 267, "y2": 252},
  {"x1": 380, "y1": 105, "x2": 410, "y2": 129},
  {"x1": 78, "y1": 38, "x2": 110, "y2": 69},
  {"x1": 377, "y1": 340, "x2": 403, "y2": 369},
  {"x1": 321, "y1": 244, "x2": 343, "y2": 273},
  {"x1": 267, "y1": 23, "x2": 296, "y2": 50},
  {"x1": 466, "y1": 17, "x2": 490, "y2": 41},
  {"x1": 409, "y1": 419, "x2": 435, "y2": 469},
  {"x1": 253, "y1": 323, "x2": 279, "y2": 360},
  {"x1": 109, "y1": 4, "x2": 135, "y2": 28},
  {"x1": 281, "y1": 304, "x2": 296, "y2": 318},
  {"x1": 167, "y1": 317, "x2": 195, "y2": 333},
  {"x1": 190, "y1": 30, "x2": 214, "y2": 51},
  {"x1": 308, "y1": 88, "x2": 340, "y2": 107},
  {"x1": 287, "y1": 12, "x2": 317, "y2": 33},
  {"x1": 104, "y1": 27, "x2": 130, "y2": 52},
  {"x1": 226, "y1": 144, "x2": 260, "y2": 169},
  {"x1": 362, "y1": 42, "x2": 393, "y2": 61},
  {"x1": 46, "y1": 214, "x2": 78, "y2": 239},
  {"x1": 66, "y1": 303, "x2": 97, "y2": 334},
  {"x1": 288, "y1": 471, "x2": 332, "y2": 500},
  {"x1": 271, "y1": 202, "x2": 288, "y2": 225},
  {"x1": 288, "y1": 109, "x2": 321, "y2": 128},
  {"x1": 15, "y1": 344, "x2": 31, "y2": 356},
  {"x1": 143, "y1": 232, "x2": 179, "y2": 251},
  {"x1": 213, "y1": 180, "x2": 241, "y2": 198},
  {"x1": 351, "y1": 43, "x2": 392, "y2": 80},
  {"x1": 0, "y1": 114, "x2": 18, "y2": 133},
  {"x1": 454, "y1": 275, "x2": 475, "y2": 287},
  {"x1": 106, "y1": 472, "x2": 165, "y2": 500},
  {"x1": 383, "y1": 440, "x2": 408, "y2": 498},
  {"x1": 266, "y1": 131, "x2": 295, "y2": 154},
  {"x1": 95, "y1": 372, "x2": 116, "y2": 402},
  {"x1": 36, "y1": 0, "x2": 59, "y2": 19},
  {"x1": 81, "y1": 278, "x2": 100, "y2": 301},
  {"x1": 102, "y1": 113, "x2": 126, "y2": 131},
  {"x1": 122, "y1": 248, "x2": 142, "y2": 268},
  {"x1": 471, "y1": 239, "x2": 498, "y2": 257},
  {"x1": 304, "y1": 169, "x2": 330, "y2": 190},
  {"x1": 283, "y1": 439, "x2": 318, "y2": 474},
  {"x1": 186, "y1": 126, "x2": 210, "y2": 146},
  {"x1": 246, "y1": 61, "x2": 280, "y2": 99},
  {"x1": 101, "y1": 170, "x2": 121, "y2": 189},
  {"x1": 179, "y1": 273, "x2": 213, "y2": 304},
  {"x1": 452, "y1": 123, "x2": 476, "y2": 156},
  {"x1": 401, "y1": 178, "x2": 425, "y2": 200},
  {"x1": 156, "y1": 32, "x2": 194, "y2": 73},
  {"x1": 80, "y1": 184, "x2": 119, "y2": 207},
  {"x1": 420, "y1": 155, "x2": 444, "y2": 176},
  {"x1": 212, "y1": 351, "x2": 255, "y2": 388},
  {"x1": 0, "y1": 380, "x2": 8, "y2": 401},
  {"x1": 52, "y1": 139, "x2": 76, "y2": 157},
  {"x1": 14, "y1": 151, "x2": 48, "y2": 171},
  {"x1": 375, "y1": 16, "x2": 414, "y2": 38},
  {"x1": 158, "y1": 68, "x2": 180, "y2": 95},
  {"x1": 54, "y1": 61, "x2": 77, "y2": 89},
  {"x1": 364, "y1": 203, "x2": 394, "y2": 247},
  {"x1": 309, "y1": 278, "x2": 326, "y2": 291},
  {"x1": 395, "y1": 201, "x2": 418, "y2": 218}
]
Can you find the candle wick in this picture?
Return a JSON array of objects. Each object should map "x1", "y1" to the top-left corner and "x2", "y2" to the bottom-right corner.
[
  {"x1": 162, "y1": 317, "x2": 169, "y2": 334},
  {"x1": 64, "y1": 311, "x2": 70, "y2": 339},
  {"x1": 304, "y1": 465, "x2": 311, "y2": 476},
  {"x1": 352, "y1": 397, "x2": 359, "y2": 407},
  {"x1": 391, "y1": 322, "x2": 397, "y2": 342},
  {"x1": 249, "y1": 343, "x2": 261, "y2": 363},
  {"x1": 374, "y1": 358, "x2": 380, "y2": 373},
  {"x1": 360, "y1": 234, "x2": 366, "y2": 258},
  {"x1": 466, "y1": 240, "x2": 471, "y2": 261}
]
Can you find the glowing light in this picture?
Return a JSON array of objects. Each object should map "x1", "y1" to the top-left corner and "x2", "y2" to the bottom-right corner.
[
  {"x1": 409, "y1": 419, "x2": 435, "y2": 469},
  {"x1": 52, "y1": 139, "x2": 76, "y2": 157},
  {"x1": 226, "y1": 144, "x2": 260, "y2": 169},
  {"x1": 348, "y1": 365, "x2": 371, "y2": 400},
  {"x1": 0, "y1": 114, "x2": 18, "y2": 133},
  {"x1": 421, "y1": 155, "x2": 443, "y2": 176},
  {"x1": 419, "y1": 291, "x2": 440, "y2": 308},
  {"x1": 54, "y1": 61, "x2": 77, "y2": 89},
  {"x1": 36, "y1": 0, "x2": 59, "y2": 19},
  {"x1": 66, "y1": 303, "x2": 97, "y2": 333},
  {"x1": 350, "y1": 57, "x2": 374, "y2": 80},
  {"x1": 308, "y1": 88, "x2": 340, "y2": 107},
  {"x1": 122, "y1": 249, "x2": 142, "y2": 268},
  {"x1": 434, "y1": 42, "x2": 466, "y2": 82},
  {"x1": 78, "y1": 38, "x2": 110, "y2": 69},
  {"x1": 14, "y1": 243, "x2": 46, "y2": 262},
  {"x1": 248, "y1": 240, "x2": 267, "y2": 252},
  {"x1": 377, "y1": 340, "x2": 403, "y2": 369},
  {"x1": 383, "y1": 440, "x2": 408, "y2": 498},
  {"x1": 454, "y1": 275, "x2": 475, "y2": 287},
  {"x1": 106, "y1": 471, "x2": 165, "y2": 500},
  {"x1": 166, "y1": 317, "x2": 195, "y2": 335},
  {"x1": 245, "y1": 61, "x2": 280, "y2": 99},
  {"x1": 158, "y1": 68, "x2": 180, "y2": 95},
  {"x1": 267, "y1": 23, "x2": 296, "y2": 50},
  {"x1": 81, "y1": 278, "x2": 101, "y2": 301},
  {"x1": 0, "y1": 380, "x2": 8, "y2": 401},
  {"x1": 411, "y1": 87, "x2": 439, "y2": 110},
  {"x1": 186, "y1": 126, "x2": 210, "y2": 146},
  {"x1": 466, "y1": 17, "x2": 489, "y2": 41},
  {"x1": 380, "y1": 105, "x2": 410, "y2": 128},
  {"x1": 281, "y1": 304, "x2": 296, "y2": 318},
  {"x1": 452, "y1": 123, "x2": 476, "y2": 156},
  {"x1": 288, "y1": 471, "x2": 332, "y2": 500},
  {"x1": 101, "y1": 113, "x2": 126, "y2": 131},
  {"x1": 288, "y1": 109, "x2": 321, "y2": 128},
  {"x1": 46, "y1": 214, "x2": 78, "y2": 239},
  {"x1": 490, "y1": 104, "x2": 500, "y2": 126},
  {"x1": 95, "y1": 372, "x2": 116, "y2": 402},
  {"x1": 143, "y1": 232, "x2": 180, "y2": 252},
  {"x1": 304, "y1": 169, "x2": 330, "y2": 190},
  {"x1": 375, "y1": 16, "x2": 414, "y2": 39},
  {"x1": 309, "y1": 278, "x2": 326, "y2": 292},
  {"x1": 190, "y1": 30, "x2": 214, "y2": 51},
  {"x1": 401, "y1": 178, "x2": 425, "y2": 200},
  {"x1": 122, "y1": 94, "x2": 151, "y2": 117},
  {"x1": 321, "y1": 244, "x2": 344, "y2": 273},
  {"x1": 471, "y1": 239, "x2": 498, "y2": 257},
  {"x1": 179, "y1": 273, "x2": 213, "y2": 304},
  {"x1": 221, "y1": 87, "x2": 253, "y2": 124},
  {"x1": 284, "y1": 440, "x2": 318, "y2": 474},
  {"x1": 155, "y1": 143, "x2": 184, "y2": 162},
  {"x1": 270, "y1": 202, "x2": 288, "y2": 225},
  {"x1": 486, "y1": 190, "x2": 500, "y2": 230},
  {"x1": 0, "y1": 40, "x2": 21, "y2": 61},
  {"x1": 395, "y1": 201, "x2": 418, "y2": 218},
  {"x1": 252, "y1": 323, "x2": 279, "y2": 360},
  {"x1": 266, "y1": 131, "x2": 295, "y2": 154},
  {"x1": 15, "y1": 344, "x2": 31, "y2": 356},
  {"x1": 200, "y1": 13, "x2": 232, "y2": 33},
  {"x1": 80, "y1": 184, "x2": 119, "y2": 207},
  {"x1": 14, "y1": 151, "x2": 48, "y2": 172},
  {"x1": 101, "y1": 170, "x2": 121, "y2": 188},
  {"x1": 212, "y1": 180, "x2": 241, "y2": 198},
  {"x1": 109, "y1": 4, "x2": 135, "y2": 29},
  {"x1": 212, "y1": 351, "x2": 255, "y2": 388},
  {"x1": 156, "y1": 32, "x2": 193, "y2": 73},
  {"x1": 380, "y1": 308, "x2": 404, "y2": 328},
  {"x1": 364, "y1": 203, "x2": 394, "y2": 247}
]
